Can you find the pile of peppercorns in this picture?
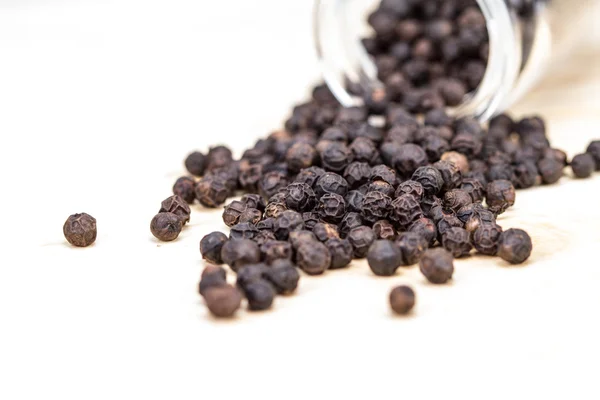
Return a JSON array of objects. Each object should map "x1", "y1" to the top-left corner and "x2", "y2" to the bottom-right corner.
[{"x1": 63, "y1": 0, "x2": 600, "y2": 319}]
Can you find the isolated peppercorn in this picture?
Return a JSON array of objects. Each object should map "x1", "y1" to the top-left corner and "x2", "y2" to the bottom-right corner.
[
  {"x1": 485, "y1": 180, "x2": 516, "y2": 215},
  {"x1": 419, "y1": 248, "x2": 454, "y2": 284},
  {"x1": 203, "y1": 285, "x2": 242, "y2": 318},
  {"x1": 173, "y1": 176, "x2": 196, "y2": 204},
  {"x1": 150, "y1": 212, "x2": 182, "y2": 242},
  {"x1": 263, "y1": 259, "x2": 300, "y2": 294},
  {"x1": 472, "y1": 223, "x2": 503, "y2": 256},
  {"x1": 498, "y1": 228, "x2": 533, "y2": 265},
  {"x1": 296, "y1": 241, "x2": 332, "y2": 275},
  {"x1": 389, "y1": 286, "x2": 416, "y2": 315},
  {"x1": 441, "y1": 227, "x2": 472, "y2": 258},
  {"x1": 221, "y1": 239, "x2": 261, "y2": 272},
  {"x1": 206, "y1": 145, "x2": 233, "y2": 171},
  {"x1": 200, "y1": 231, "x2": 228, "y2": 264},
  {"x1": 571, "y1": 153, "x2": 595, "y2": 179},
  {"x1": 63, "y1": 213, "x2": 97, "y2": 247},
  {"x1": 347, "y1": 226, "x2": 376, "y2": 258},
  {"x1": 198, "y1": 265, "x2": 227, "y2": 297},
  {"x1": 367, "y1": 240, "x2": 403, "y2": 276},
  {"x1": 184, "y1": 151, "x2": 206, "y2": 177}
]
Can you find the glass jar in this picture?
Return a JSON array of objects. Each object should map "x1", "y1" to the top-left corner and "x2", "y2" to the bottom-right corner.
[{"x1": 314, "y1": 0, "x2": 591, "y2": 121}]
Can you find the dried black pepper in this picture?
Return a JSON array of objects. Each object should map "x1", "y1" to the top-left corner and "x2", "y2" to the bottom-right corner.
[
  {"x1": 173, "y1": 176, "x2": 196, "y2": 204},
  {"x1": 367, "y1": 240, "x2": 403, "y2": 276},
  {"x1": 571, "y1": 153, "x2": 595, "y2": 179},
  {"x1": 150, "y1": 212, "x2": 182, "y2": 242},
  {"x1": 203, "y1": 285, "x2": 242, "y2": 318},
  {"x1": 63, "y1": 213, "x2": 97, "y2": 247},
  {"x1": 389, "y1": 285, "x2": 416, "y2": 315},
  {"x1": 185, "y1": 151, "x2": 206, "y2": 177},
  {"x1": 296, "y1": 241, "x2": 332, "y2": 275},
  {"x1": 244, "y1": 280, "x2": 275, "y2": 311},
  {"x1": 221, "y1": 239, "x2": 261, "y2": 272},
  {"x1": 347, "y1": 226, "x2": 376, "y2": 258},
  {"x1": 373, "y1": 220, "x2": 397, "y2": 241},
  {"x1": 325, "y1": 238, "x2": 354, "y2": 269},
  {"x1": 263, "y1": 259, "x2": 300, "y2": 294},
  {"x1": 472, "y1": 223, "x2": 503, "y2": 256},
  {"x1": 200, "y1": 231, "x2": 228, "y2": 264},
  {"x1": 441, "y1": 227, "x2": 472, "y2": 258},
  {"x1": 395, "y1": 232, "x2": 428, "y2": 266},
  {"x1": 498, "y1": 228, "x2": 533, "y2": 265},
  {"x1": 419, "y1": 248, "x2": 454, "y2": 284},
  {"x1": 485, "y1": 180, "x2": 516, "y2": 215}
]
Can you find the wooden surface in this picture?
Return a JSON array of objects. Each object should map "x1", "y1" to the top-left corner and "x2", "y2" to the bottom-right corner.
[{"x1": 1, "y1": 1, "x2": 599, "y2": 399}]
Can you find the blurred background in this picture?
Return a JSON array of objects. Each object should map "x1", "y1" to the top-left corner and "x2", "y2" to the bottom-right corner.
[{"x1": 0, "y1": 1, "x2": 599, "y2": 399}]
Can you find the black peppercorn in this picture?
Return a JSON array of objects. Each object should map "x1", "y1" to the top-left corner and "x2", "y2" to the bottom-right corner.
[
  {"x1": 222, "y1": 201, "x2": 248, "y2": 227},
  {"x1": 260, "y1": 240, "x2": 293, "y2": 264},
  {"x1": 395, "y1": 180, "x2": 425, "y2": 201},
  {"x1": 296, "y1": 241, "x2": 332, "y2": 275},
  {"x1": 370, "y1": 164, "x2": 397, "y2": 186},
  {"x1": 315, "y1": 172, "x2": 349, "y2": 198},
  {"x1": 443, "y1": 189, "x2": 473, "y2": 212},
  {"x1": 313, "y1": 223, "x2": 340, "y2": 242},
  {"x1": 433, "y1": 160, "x2": 462, "y2": 192},
  {"x1": 345, "y1": 190, "x2": 365, "y2": 213},
  {"x1": 441, "y1": 227, "x2": 472, "y2": 258},
  {"x1": 286, "y1": 142, "x2": 317, "y2": 173},
  {"x1": 571, "y1": 153, "x2": 595, "y2": 179},
  {"x1": 339, "y1": 212, "x2": 364, "y2": 238},
  {"x1": 257, "y1": 217, "x2": 275, "y2": 231},
  {"x1": 586, "y1": 140, "x2": 600, "y2": 170},
  {"x1": 173, "y1": 176, "x2": 196, "y2": 204},
  {"x1": 498, "y1": 228, "x2": 533, "y2": 265},
  {"x1": 236, "y1": 263, "x2": 269, "y2": 290},
  {"x1": 240, "y1": 194, "x2": 266, "y2": 211},
  {"x1": 263, "y1": 259, "x2": 300, "y2": 294},
  {"x1": 367, "y1": 240, "x2": 403, "y2": 276},
  {"x1": 373, "y1": 220, "x2": 397, "y2": 241},
  {"x1": 347, "y1": 226, "x2": 376, "y2": 258},
  {"x1": 159, "y1": 195, "x2": 191, "y2": 225},
  {"x1": 537, "y1": 157, "x2": 563, "y2": 184},
  {"x1": 264, "y1": 201, "x2": 287, "y2": 219},
  {"x1": 485, "y1": 180, "x2": 516, "y2": 215},
  {"x1": 395, "y1": 232, "x2": 428, "y2": 266},
  {"x1": 285, "y1": 182, "x2": 317, "y2": 212},
  {"x1": 259, "y1": 171, "x2": 289, "y2": 199},
  {"x1": 325, "y1": 238, "x2": 354, "y2": 269},
  {"x1": 63, "y1": 213, "x2": 97, "y2": 247},
  {"x1": 320, "y1": 142, "x2": 352, "y2": 172},
  {"x1": 252, "y1": 230, "x2": 277, "y2": 247},
  {"x1": 244, "y1": 280, "x2": 276, "y2": 311},
  {"x1": 294, "y1": 166, "x2": 326, "y2": 187},
  {"x1": 412, "y1": 166, "x2": 444, "y2": 196},
  {"x1": 195, "y1": 176, "x2": 230, "y2": 208},
  {"x1": 200, "y1": 231, "x2": 228, "y2": 264},
  {"x1": 239, "y1": 208, "x2": 262, "y2": 225},
  {"x1": 408, "y1": 217, "x2": 438, "y2": 247},
  {"x1": 150, "y1": 212, "x2": 182, "y2": 242},
  {"x1": 389, "y1": 285, "x2": 416, "y2": 315},
  {"x1": 206, "y1": 145, "x2": 233, "y2": 171},
  {"x1": 344, "y1": 162, "x2": 372, "y2": 188},
  {"x1": 184, "y1": 151, "x2": 206, "y2": 176},
  {"x1": 349, "y1": 137, "x2": 380, "y2": 164},
  {"x1": 464, "y1": 209, "x2": 496, "y2": 233},
  {"x1": 273, "y1": 210, "x2": 305, "y2": 241},
  {"x1": 460, "y1": 178, "x2": 486, "y2": 202},
  {"x1": 393, "y1": 144, "x2": 428, "y2": 177},
  {"x1": 440, "y1": 151, "x2": 469, "y2": 174},
  {"x1": 288, "y1": 230, "x2": 318, "y2": 250},
  {"x1": 472, "y1": 223, "x2": 503, "y2": 256},
  {"x1": 362, "y1": 191, "x2": 392, "y2": 224},
  {"x1": 203, "y1": 285, "x2": 242, "y2": 318},
  {"x1": 391, "y1": 194, "x2": 423, "y2": 228},
  {"x1": 318, "y1": 193, "x2": 347, "y2": 223},
  {"x1": 367, "y1": 180, "x2": 396, "y2": 197},
  {"x1": 419, "y1": 248, "x2": 454, "y2": 284},
  {"x1": 221, "y1": 239, "x2": 261, "y2": 272},
  {"x1": 198, "y1": 265, "x2": 227, "y2": 297},
  {"x1": 230, "y1": 222, "x2": 259, "y2": 240}
]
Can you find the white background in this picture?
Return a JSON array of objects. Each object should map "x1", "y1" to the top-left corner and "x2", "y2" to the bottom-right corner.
[{"x1": 1, "y1": 1, "x2": 600, "y2": 399}]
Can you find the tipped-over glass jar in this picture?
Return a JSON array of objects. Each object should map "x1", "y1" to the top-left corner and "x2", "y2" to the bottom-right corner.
[{"x1": 314, "y1": 0, "x2": 591, "y2": 121}]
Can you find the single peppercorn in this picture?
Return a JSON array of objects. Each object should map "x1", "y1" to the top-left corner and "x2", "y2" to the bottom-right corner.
[
  {"x1": 184, "y1": 151, "x2": 206, "y2": 176},
  {"x1": 373, "y1": 220, "x2": 397, "y2": 241},
  {"x1": 367, "y1": 180, "x2": 396, "y2": 197},
  {"x1": 325, "y1": 238, "x2": 354, "y2": 269},
  {"x1": 419, "y1": 248, "x2": 454, "y2": 284},
  {"x1": 408, "y1": 217, "x2": 438, "y2": 247},
  {"x1": 443, "y1": 189, "x2": 473, "y2": 212},
  {"x1": 460, "y1": 178, "x2": 486, "y2": 203},
  {"x1": 571, "y1": 153, "x2": 595, "y2": 179},
  {"x1": 320, "y1": 142, "x2": 352, "y2": 172},
  {"x1": 391, "y1": 194, "x2": 423, "y2": 228},
  {"x1": 236, "y1": 263, "x2": 269, "y2": 289},
  {"x1": 345, "y1": 190, "x2": 365, "y2": 213},
  {"x1": 485, "y1": 180, "x2": 516, "y2": 215},
  {"x1": 173, "y1": 176, "x2": 196, "y2": 204},
  {"x1": 441, "y1": 227, "x2": 473, "y2": 258},
  {"x1": 436, "y1": 211, "x2": 464, "y2": 238},
  {"x1": 200, "y1": 231, "x2": 228, "y2": 264},
  {"x1": 395, "y1": 180, "x2": 425, "y2": 201},
  {"x1": 239, "y1": 208, "x2": 262, "y2": 225},
  {"x1": 370, "y1": 164, "x2": 397, "y2": 186},
  {"x1": 433, "y1": 160, "x2": 462, "y2": 192},
  {"x1": 318, "y1": 193, "x2": 347, "y2": 223},
  {"x1": 389, "y1": 286, "x2": 416, "y2": 315},
  {"x1": 63, "y1": 213, "x2": 97, "y2": 247},
  {"x1": 464, "y1": 209, "x2": 496, "y2": 233},
  {"x1": 288, "y1": 230, "x2": 318, "y2": 250},
  {"x1": 412, "y1": 166, "x2": 444, "y2": 196},
  {"x1": 264, "y1": 201, "x2": 287, "y2": 219},
  {"x1": 198, "y1": 265, "x2": 227, "y2": 297},
  {"x1": 295, "y1": 166, "x2": 326, "y2": 187},
  {"x1": 240, "y1": 194, "x2": 266, "y2": 211},
  {"x1": 150, "y1": 212, "x2": 182, "y2": 242},
  {"x1": 259, "y1": 171, "x2": 289, "y2": 199},
  {"x1": 347, "y1": 226, "x2": 376, "y2": 258},
  {"x1": 260, "y1": 240, "x2": 293, "y2": 264},
  {"x1": 313, "y1": 223, "x2": 340, "y2": 242},
  {"x1": 203, "y1": 285, "x2": 242, "y2": 318},
  {"x1": 339, "y1": 212, "x2": 364, "y2": 237},
  {"x1": 472, "y1": 223, "x2": 503, "y2": 256},
  {"x1": 367, "y1": 240, "x2": 403, "y2": 276},
  {"x1": 440, "y1": 151, "x2": 469, "y2": 174},
  {"x1": 252, "y1": 230, "x2": 277, "y2": 247},
  {"x1": 498, "y1": 228, "x2": 533, "y2": 265},
  {"x1": 195, "y1": 176, "x2": 230, "y2": 208},
  {"x1": 285, "y1": 182, "x2": 317, "y2": 212},
  {"x1": 296, "y1": 241, "x2": 332, "y2": 275},
  {"x1": 229, "y1": 222, "x2": 259, "y2": 240},
  {"x1": 221, "y1": 239, "x2": 261, "y2": 272},
  {"x1": 395, "y1": 232, "x2": 428, "y2": 266},
  {"x1": 286, "y1": 142, "x2": 317, "y2": 173},
  {"x1": 344, "y1": 162, "x2": 372, "y2": 188},
  {"x1": 273, "y1": 210, "x2": 305, "y2": 241},
  {"x1": 537, "y1": 157, "x2": 564, "y2": 184},
  {"x1": 159, "y1": 195, "x2": 191, "y2": 224},
  {"x1": 244, "y1": 280, "x2": 275, "y2": 311},
  {"x1": 362, "y1": 191, "x2": 392, "y2": 224},
  {"x1": 263, "y1": 259, "x2": 300, "y2": 294},
  {"x1": 315, "y1": 172, "x2": 349, "y2": 198},
  {"x1": 393, "y1": 144, "x2": 428, "y2": 178},
  {"x1": 586, "y1": 140, "x2": 600, "y2": 170},
  {"x1": 222, "y1": 201, "x2": 248, "y2": 227}
]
